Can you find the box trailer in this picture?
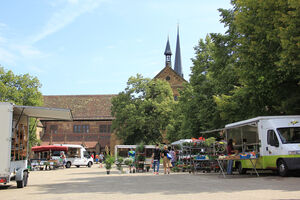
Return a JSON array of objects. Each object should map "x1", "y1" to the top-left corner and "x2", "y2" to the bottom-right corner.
[
  {"x1": 225, "y1": 116, "x2": 300, "y2": 176},
  {"x1": 0, "y1": 102, "x2": 72, "y2": 188}
]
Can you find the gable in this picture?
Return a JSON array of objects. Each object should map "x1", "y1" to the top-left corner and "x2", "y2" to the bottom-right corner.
[{"x1": 154, "y1": 66, "x2": 186, "y2": 86}]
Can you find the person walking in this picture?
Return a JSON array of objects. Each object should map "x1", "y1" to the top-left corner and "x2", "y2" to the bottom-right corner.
[
  {"x1": 162, "y1": 145, "x2": 171, "y2": 174},
  {"x1": 152, "y1": 144, "x2": 161, "y2": 175}
]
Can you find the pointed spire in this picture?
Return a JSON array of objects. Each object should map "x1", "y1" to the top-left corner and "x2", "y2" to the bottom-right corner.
[
  {"x1": 174, "y1": 25, "x2": 183, "y2": 77},
  {"x1": 164, "y1": 37, "x2": 172, "y2": 67}
]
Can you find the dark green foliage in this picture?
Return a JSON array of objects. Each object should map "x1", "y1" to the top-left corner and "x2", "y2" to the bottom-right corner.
[{"x1": 169, "y1": 0, "x2": 300, "y2": 140}]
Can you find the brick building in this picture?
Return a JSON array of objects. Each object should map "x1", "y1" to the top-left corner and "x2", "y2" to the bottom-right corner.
[
  {"x1": 40, "y1": 95, "x2": 116, "y2": 154},
  {"x1": 155, "y1": 27, "x2": 187, "y2": 98}
]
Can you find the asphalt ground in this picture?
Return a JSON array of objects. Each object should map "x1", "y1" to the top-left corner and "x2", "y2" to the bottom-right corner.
[{"x1": 1, "y1": 164, "x2": 300, "y2": 200}]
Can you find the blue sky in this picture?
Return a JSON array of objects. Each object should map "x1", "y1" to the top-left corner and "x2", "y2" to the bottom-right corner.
[{"x1": 0, "y1": 0, "x2": 232, "y2": 95}]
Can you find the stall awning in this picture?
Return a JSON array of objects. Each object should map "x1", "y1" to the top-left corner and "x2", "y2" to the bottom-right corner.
[
  {"x1": 14, "y1": 105, "x2": 72, "y2": 120},
  {"x1": 32, "y1": 145, "x2": 68, "y2": 152}
]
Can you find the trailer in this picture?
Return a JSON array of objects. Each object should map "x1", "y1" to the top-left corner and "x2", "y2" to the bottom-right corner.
[
  {"x1": 0, "y1": 102, "x2": 72, "y2": 188},
  {"x1": 225, "y1": 116, "x2": 300, "y2": 176}
]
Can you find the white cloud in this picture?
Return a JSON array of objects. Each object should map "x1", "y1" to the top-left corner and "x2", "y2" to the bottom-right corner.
[
  {"x1": 107, "y1": 45, "x2": 115, "y2": 49},
  {"x1": 0, "y1": 47, "x2": 16, "y2": 65},
  {"x1": 30, "y1": 0, "x2": 104, "y2": 44},
  {"x1": 11, "y1": 44, "x2": 45, "y2": 58}
]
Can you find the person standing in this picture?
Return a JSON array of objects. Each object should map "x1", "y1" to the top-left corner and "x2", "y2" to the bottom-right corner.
[
  {"x1": 152, "y1": 144, "x2": 161, "y2": 175},
  {"x1": 128, "y1": 148, "x2": 136, "y2": 173},
  {"x1": 227, "y1": 139, "x2": 235, "y2": 175},
  {"x1": 169, "y1": 147, "x2": 176, "y2": 167},
  {"x1": 162, "y1": 145, "x2": 171, "y2": 174},
  {"x1": 99, "y1": 152, "x2": 104, "y2": 168},
  {"x1": 60, "y1": 152, "x2": 66, "y2": 169}
]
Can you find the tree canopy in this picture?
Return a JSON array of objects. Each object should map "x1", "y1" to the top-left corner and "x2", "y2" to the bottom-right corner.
[
  {"x1": 111, "y1": 74, "x2": 175, "y2": 144},
  {"x1": 168, "y1": 0, "x2": 300, "y2": 141},
  {"x1": 0, "y1": 66, "x2": 43, "y2": 147}
]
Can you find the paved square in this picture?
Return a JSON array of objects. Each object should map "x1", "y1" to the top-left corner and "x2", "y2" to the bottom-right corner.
[{"x1": 1, "y1": 165, "x2": 300, "y2": 200}]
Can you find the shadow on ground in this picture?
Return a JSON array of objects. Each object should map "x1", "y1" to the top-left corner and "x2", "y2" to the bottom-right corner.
[{"x1": 29, "y1": 170, "x2": 300, "y2": 195}]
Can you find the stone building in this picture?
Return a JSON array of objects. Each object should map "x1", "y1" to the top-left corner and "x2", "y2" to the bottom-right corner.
[
  {"x1": 154, "y1": 27, "x2": 187, "y2": 98},
  {"x1": 40, "y1": 95, "x2": 116, "y2": 155},
  {"x1": 39, "y1": 28, "x2": 186, "y2": 153}
]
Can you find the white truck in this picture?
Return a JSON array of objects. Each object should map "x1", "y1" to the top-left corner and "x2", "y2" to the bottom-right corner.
[
  {"x1": 54, "y1": 144, "x2": 94, "y2": 168},
  {"x1": 0, "y1": 102, "x2": 72, "y2": 188},
  {"x1": 225, "y1": 116, "x2": 300, "y2": 176}
]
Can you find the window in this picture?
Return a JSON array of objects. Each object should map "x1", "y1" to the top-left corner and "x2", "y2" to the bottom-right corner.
[
  {"x1": 100, "y1": 125, "x2": 107, "y2": 133},
  {"x1": 267, "y1": 130, "x2": 279, "y2": 147},
  {"x1": 50, "y1": 125, "x2": 58, "y2": 134},
  {"x1": 166, "y1": 76, "x2": 170, "y2": 81},
  {"x1": 73, "y1": 125, "x2": 81, "y2": 133},
  {"x1": 100, "y1": 125, "x2": 112, "y2": 133},
  {"x1": 74, "y1": 125, "x2": 89, "y2": 133},
  {"x1": 277, "y1": 127, "x2": 300, "y2": 144},
  {"x1": 82, "y1": 125, "x2": 90, "y2": 133},
  {"x1": 174, "y1": 95, "x2": 178, "y2": 101}
]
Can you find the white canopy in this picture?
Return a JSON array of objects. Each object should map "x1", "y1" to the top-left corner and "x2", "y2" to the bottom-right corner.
[
  {"x1": 14, "y1": 105, "x2": 72, "y2": 120},
  {"x1": 171, "y1": 139, "x2": 193, "y2": 145}
]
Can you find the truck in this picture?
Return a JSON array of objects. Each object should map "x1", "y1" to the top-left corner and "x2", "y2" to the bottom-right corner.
[
  {"x1": 0, "y1": 102, "x2": 72, "y2": 188},
  {"x1": 225, "y1": 116, "x2": 300, "y2": 176},
  {"x1": 54, "y1": 144, "x2": 94, "y2": 168}
]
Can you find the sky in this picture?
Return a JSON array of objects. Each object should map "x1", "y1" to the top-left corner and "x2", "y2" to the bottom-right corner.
[{"x1": 0, "y1": 0, "x2": 232, "y2": 95}]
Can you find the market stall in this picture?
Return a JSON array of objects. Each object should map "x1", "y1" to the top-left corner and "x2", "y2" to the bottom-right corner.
[{"x1": 31, "y1": 145, "x2": 68, "y2": 170}]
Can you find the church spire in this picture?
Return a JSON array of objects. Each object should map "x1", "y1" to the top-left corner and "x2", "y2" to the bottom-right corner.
[
  {"x1": 164, "y1": 36, "x2": 172, "y2": 68},
  {"x1": 174, "y1": 26, "x2": 183, "y2": 77}
]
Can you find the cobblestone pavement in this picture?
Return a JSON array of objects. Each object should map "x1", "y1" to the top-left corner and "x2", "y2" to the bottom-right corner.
[{"x1": 1, "y1": 164, "x2": 300, "y2": 200}]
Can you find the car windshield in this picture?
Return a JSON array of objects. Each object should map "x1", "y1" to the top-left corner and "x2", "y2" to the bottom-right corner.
[{"x1": 277, "y1": 127, "x2": 300, "y2": 144}]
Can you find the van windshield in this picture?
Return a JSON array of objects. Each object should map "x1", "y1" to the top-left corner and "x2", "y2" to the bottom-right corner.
[{"x1": 277, "y1": 127, "x2": 300, "y2": 144}]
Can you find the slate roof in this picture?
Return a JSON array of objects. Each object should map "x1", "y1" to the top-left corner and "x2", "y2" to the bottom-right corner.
[
  {"x1": 174, "y1": 26, "x2": 183, "y2": 77},
  {"x1": 43, "y1": 95, "x2": 116, "y2": 120},
  {"x1": 164, "y1": 37, "x2": 172, "y2": 55}
]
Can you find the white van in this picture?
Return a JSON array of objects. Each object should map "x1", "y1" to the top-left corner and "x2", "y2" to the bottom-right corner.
[
  {"x1": 55, "y1": 144, "x2": 93, "y2": 168},
  {"x1": 225, "y1": 116, "x2": 300, "y2": 176}
]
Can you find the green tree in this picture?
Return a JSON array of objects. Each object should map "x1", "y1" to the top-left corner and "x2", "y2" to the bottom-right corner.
[
  {"x1": 0, "y1": 66, "x2": 43, "y2": 147},
  {"x1": 111, "y1": 74, "x2": 175, "y2": 144},
  {"x1": 215, "y1": 0, "x2": 300, "y2": 120}
]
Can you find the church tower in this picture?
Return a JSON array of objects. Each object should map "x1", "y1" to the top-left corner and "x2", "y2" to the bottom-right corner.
[
  {"x1": 154, "y1": 28, "x2": 186, "y2": 99},
  {"x1": 174, "y1": 26, "x2": 183, "y2": 78},
  {"x1": 164, "y1": 37, "x2": 172, "y2": 68}
]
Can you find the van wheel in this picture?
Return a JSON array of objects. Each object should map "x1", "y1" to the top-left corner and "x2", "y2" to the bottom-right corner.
[
  {"x1": 17, "y1": 171, "x2": 28, "y2": 188},
  {"x1": 277, "y1": 159, "x2": 289, "y2": 177},
  {"x1": 76, "y1": 165, "x2": 80, "y2": 168},
  {"x1": 87, "y1": 162, "x2": 92, "y2": 168},
  {"x1": 237, "y1": 162, "x2": 247, "y2": 174},
  {"x1": 66, "y1": 162, "x2": 71, "y2": 168}
]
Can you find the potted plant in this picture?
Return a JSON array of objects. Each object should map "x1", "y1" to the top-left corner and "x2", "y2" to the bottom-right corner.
[
  {"x1": 116, "y1": 157, "x2": 124, "y2": 174},
  {"x1": 104, "y1": 155, "x2": 115, "y2": 175},
  {"x1": 124, "y1": 157, "x2": 134, "y2": 173}
]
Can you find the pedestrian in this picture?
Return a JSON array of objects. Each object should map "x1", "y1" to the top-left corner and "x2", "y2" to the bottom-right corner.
[
  {"x1": 128, "y1": 148, "x2": 136, "y2": 173},
  {"x1": 227, "y1": 139, "x2": 236, "y2": 175},
  {"x1": 60, "y1": 152, "x2": 66, "y2": 169},
  {"x1": 169, "y1": 147, "x2": 176, "y2": 167},
  {"x1": 99, "y1": 152, "x2": 104, "y2": 168},
  {"x1": 162, "y1": 145, "x2": 171, "y2": 174},
  {"x1": 152, "y1": 144, "x2": 161, "y2": 175}
]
